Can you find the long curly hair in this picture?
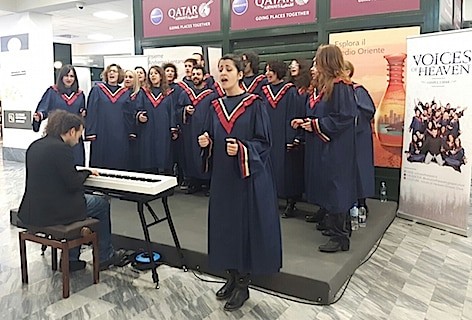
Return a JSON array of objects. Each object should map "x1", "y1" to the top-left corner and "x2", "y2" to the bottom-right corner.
[{"x1": 315, "y1": 44, "x2": 351, "y2": 100}]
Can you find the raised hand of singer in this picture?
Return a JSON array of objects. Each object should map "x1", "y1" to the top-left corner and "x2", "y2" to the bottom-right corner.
[
  {"x1": 226, "y1": 138, "x2": 238, "y2": 156},
  {"x1": 198, "y1": 132, "x2": 210, "y2": 148}
]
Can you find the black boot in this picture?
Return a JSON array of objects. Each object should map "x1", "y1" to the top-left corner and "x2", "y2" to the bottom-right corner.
[
  {"x1": 281, "y1": 199, "x2": 296, "y2": 219},
  {"x1": 318, "y1": 236, "x2": 350, "y2": 252},
  {"x1": 316, "y1": 211, "x2": 330, "y2": 230},
  {"x1": 215, "y1": 269, "x2": 237, "y2": 300},
  {"x1": 306, "y1": 207, "x2": 327, "y2": 223},
  {"x1": 224, "y1": 273, "x2": 250, "y2": 311},
  {"x1": 319, "y1": 212, "x2": 350, "y2": 253}
]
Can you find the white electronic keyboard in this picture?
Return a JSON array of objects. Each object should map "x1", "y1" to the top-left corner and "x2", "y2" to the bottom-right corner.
[
  {"x1": 76, "y1": 166, "x2": 177, "y2": 196},
  {"x1": 77, "y1": 166, "x2": 186, "y2": 286}
]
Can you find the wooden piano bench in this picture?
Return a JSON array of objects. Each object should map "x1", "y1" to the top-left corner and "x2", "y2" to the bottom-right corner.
[{"x1": 19, "y1": 218, "x2": 100, "y2": 298}]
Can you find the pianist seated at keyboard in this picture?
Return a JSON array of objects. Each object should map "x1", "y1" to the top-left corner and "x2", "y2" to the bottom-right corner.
[{"x1": 18, "y1": 110, "x2": 126, "y2": 271}]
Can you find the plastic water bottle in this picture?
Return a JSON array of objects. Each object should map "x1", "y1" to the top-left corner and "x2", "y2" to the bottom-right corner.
[
  {"x1": 350, "y1": 205, "x2": 359, "y2": 231},
  {"x1": 358, "y1": 207, "x2": 367, "y2": 227},
  {"x1": 380, "y1": 181, "x2": 388, "y2": 202}
]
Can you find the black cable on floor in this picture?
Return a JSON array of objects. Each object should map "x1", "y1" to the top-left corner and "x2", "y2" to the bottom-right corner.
[{"x1": 190, "y1": 220, "x2": 391, "y2": 306}]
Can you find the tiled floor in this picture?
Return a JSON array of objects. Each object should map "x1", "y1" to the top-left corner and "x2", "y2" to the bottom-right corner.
[{"x1": 2, "y1": 150, "x2": 472, "y2": 319}]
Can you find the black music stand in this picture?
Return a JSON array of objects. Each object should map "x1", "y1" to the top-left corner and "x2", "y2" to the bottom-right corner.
[{"x1": 86, "y1": 187, "x2": 186, "y2": 288}]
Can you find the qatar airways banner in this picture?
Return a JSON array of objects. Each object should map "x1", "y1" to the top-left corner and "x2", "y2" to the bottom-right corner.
[
  {"x1": 142, "y1": 0, "x2": 221, "y2": 38},
  {"x1": 398, "y1": 29, "x2": 472, "y2": 236},
  {"x1": 330, "y1": 0, "x2": 420, "y2": 19},
  {"x1": 231, "y1": 0, "x2": 316, "y2": 31}
]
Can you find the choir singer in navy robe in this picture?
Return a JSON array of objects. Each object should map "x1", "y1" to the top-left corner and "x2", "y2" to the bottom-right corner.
[
  {"x1": 32, "y1": 65, "x2": 86, "y2": 166},
  {"x1": 262, "y1": 60, "x2": 305, "y2": 218},
  {"x1": 198, "y1": 54, "x2": 281, "y2": 311},
  {"x1": 85, "y1": 64, "x2": 131, "y2": 170},
  {"x1": 345, "y1": 61, "x2": 375, "y2": 218},
  {"x1": 292, "y1": 45, "x2": 358, "y2": 253}
]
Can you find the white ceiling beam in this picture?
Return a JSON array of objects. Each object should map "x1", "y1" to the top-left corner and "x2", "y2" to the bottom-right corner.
[{"x1": 3, "y1": 0, "x2": 114, "y2": 13}]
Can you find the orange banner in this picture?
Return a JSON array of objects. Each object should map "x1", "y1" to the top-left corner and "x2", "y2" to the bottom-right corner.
[{"x1": 329, "y1": 26, "x2": 420, "y2": 168}]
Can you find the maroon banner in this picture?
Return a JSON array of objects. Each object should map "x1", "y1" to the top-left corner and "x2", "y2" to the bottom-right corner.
[
  {"x1": 231, "y1": 0, "x2": 316, "y2": 31},
  {"x1": 142, "y1": 0, "x2": 221, "y2": 38},
  {"x1": 330, "y1": 0, "x2": 420, "y2": 19}
]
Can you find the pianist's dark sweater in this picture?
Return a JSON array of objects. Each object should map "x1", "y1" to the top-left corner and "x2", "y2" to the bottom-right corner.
[{"x1": 19, "y1": 135, "x2": 91, "y2": 226}]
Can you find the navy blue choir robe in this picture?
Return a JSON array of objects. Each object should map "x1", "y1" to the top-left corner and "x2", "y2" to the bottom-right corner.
[
  {"x1": 212, "y1": 81, "x2": 226, "y2": 98},
  {"x1": 353, "y1": 84, "x2": 375, "y2": 199},
  {"x1": 169, "y1": 82, "x2": 186, "y2": 175},
  {"x1": 204, "y1": 73, "x2": 215, "y2": 88},
  {"x1": 304, "y1": 92, "x2": 323, "y2": 207},
  {"x1": 135, "y1": 87, "x2": 176, "y2": 171},
  {"x1": 201, "y1": 92, "x2": 281, "y2": 275},
  {"x1": 178, "y1": 84, "x2": 216, "y2": 180},
  {"x1": 261, "y1": 82, "x2": 304, "y2": 199},
  {"x1": 85, "y1": 83, "x2": 131, "y2": 170},
  {"x1": 182, "y1": 77, "x2": 193, "y2": 87},
  {"x1": 242, "y1": 74, "x2": 267, "y2": 97},
  {"x1": 33, "y1": 86, "x2": 85, "y2": 165},
  {"x1": 444, "y1": 147, "x2": 465, "y2": 171},
  {"x1": 125, "y1": 91, "x2": 140, "y2": 170},
  {"x1": 409, "y1": 116, "x2": 424, "y2": 135},
  {"x1": 305, "y1": 81, "x2": 358, "y2": 214}
]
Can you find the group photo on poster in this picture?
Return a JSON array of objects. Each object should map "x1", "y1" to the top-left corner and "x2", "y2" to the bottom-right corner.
[{"x1": 406, "y1": 97, "x2": 467, "y2": 172}]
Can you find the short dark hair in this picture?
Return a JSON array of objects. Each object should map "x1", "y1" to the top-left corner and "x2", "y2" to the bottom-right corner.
[
  {"x1": 242, "y1": 51, "x2": 259, "y2": 74},
  {"x1": 192, "y1": 52, "x2": 204, "y2": 60},
  {"x1": 219, "y1": 54, "x2": 245, "y2": 73},
  {"x1": 266, "y1": 60, "x2": 287, "y2": 80},
  {"x1": 162, "y1": 63, "x2": 177, "y2": 80},
  {"x1": 184, "y1": 58, "x2": 198, "y2": 66},
  {"x1": 45, "y1": 110, "x2": 84, "y2": 138},
  {"x1": 56, "y1": 65, "x2": 79, "y2": 93},
  {"x1": 192, "y1": 66, "x2": 205, "y2": 74},
  {"x1": 135, "y1": 66, "x2": 147, "y2": 77}
]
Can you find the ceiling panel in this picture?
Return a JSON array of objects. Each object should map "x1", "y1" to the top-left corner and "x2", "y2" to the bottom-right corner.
[{"x1": 49, "y1": 0, "x2": 133, "y2": 44}]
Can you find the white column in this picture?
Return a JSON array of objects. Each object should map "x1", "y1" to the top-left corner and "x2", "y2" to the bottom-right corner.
[{"x1": 0, "y1": 12, "x2": 54, "y2": 161}]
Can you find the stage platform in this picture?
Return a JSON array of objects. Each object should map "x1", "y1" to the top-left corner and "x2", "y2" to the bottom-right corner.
[
  {"x1": 11, "y1": 193, "x2": 396, "y2": 304},
  {"x1": 108, "y1": 192, "x2": 397, "y2": 304}
]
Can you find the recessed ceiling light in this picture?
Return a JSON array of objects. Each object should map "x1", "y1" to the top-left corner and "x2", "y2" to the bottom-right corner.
[
  {"x1": 53, "y1": 61, "x2": 63, "y2": 69},
  {"x1": 93, "y1": 11, "x2": 128, "y2": 20},
  {"x1": 87, "y1": 33, "x2": 113, "y2": 41}
]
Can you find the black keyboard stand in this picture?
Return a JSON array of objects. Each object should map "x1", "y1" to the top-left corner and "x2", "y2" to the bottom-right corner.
[{"x1": 85, "y1": 187, "x2": 186, "y2": 289}]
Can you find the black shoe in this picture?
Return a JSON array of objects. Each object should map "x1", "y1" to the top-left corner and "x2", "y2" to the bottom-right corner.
[
  {"x1": 319, "y1": 237, "x2": 350, "y2": 253},
  {"x1": 99, "y1": 249, "x2": 127, "y2": 271},
  {"x1": 216, "y1": 270, "x2": 236, "y2": 300},
  {"x1": 224, "y1": 282, "x2": 249, "y2": 311},
  {"x1": 186, "y1": 184, "x2": 202, "y2": 194},
  {"x1": 180, "y1": 181, "x2": 189, "y2": 191},
  {"x1": 321, "y1": 229, "x2": 334, "y2": 237},
  {"x1": 316, "y1": 220, "x2": 328, "y2": 231},
  {"x1": 59, "y1": 259, "x2": 86, "y2": 272},
  {"x1": 305, "y1": 215, "x2": 317, "y2": 223},
  {"x1": 281, "y1": 202, "x2": 296, "y2": 219},
  {"x1": 306, "y1": 208, "x2": 327, "y2": 223}
]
